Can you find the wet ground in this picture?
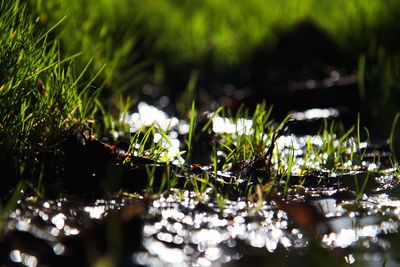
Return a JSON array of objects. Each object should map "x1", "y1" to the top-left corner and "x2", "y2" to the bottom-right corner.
[
  {"x1": 3, "y1": 170, "x2": 400, "y2": 267},
  {"x1": 1, "y1": 104, "x2": 400, "y2": 267}
]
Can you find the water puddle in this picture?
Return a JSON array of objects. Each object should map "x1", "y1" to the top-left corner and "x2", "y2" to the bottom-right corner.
[
  {"x1": 2, "y1": 103, "x2": 400, "y2": 266},
  {"x1": 134, "y1": 190, "x2": 307, "y2": 266},
  {"x1": 4, "y1": 178, "x2": 400, "y2": 266}
]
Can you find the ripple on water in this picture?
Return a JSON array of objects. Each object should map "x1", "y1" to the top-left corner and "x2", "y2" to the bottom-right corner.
[{"x1": 134, "y1": 191, "x2": 308, "y2": 266}]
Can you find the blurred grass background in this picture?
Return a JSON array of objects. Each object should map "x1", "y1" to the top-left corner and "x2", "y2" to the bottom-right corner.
[
  {"x1": 27, "y1": 0, "x2": 400, "y2": 134},
  {"x1": 34, "y1": 0, "x2": 400, "y2": 66}
]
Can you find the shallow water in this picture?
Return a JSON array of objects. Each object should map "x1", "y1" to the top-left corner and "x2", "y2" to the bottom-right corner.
[
  {"x1": 3, "y1": 167, "x2": 400, "y2": 266},
  {"x1": 2, "y1": 104, "x2": 400, "y2": 266}
]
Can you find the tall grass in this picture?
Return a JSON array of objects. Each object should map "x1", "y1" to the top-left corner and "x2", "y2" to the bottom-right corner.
[
  {"x1": 360, "y1": 47, "x2": 400, "y2": 138},
  {"x1": 32, "y1": 0, "x2": 400, "y2": 135},
  {"x1": 55, "y1": 0, "x2": 399, "y2": 67},
  {"x1": 33, "y1": 0, "x2": 150, "y2": 102},
  {"x1": 1, "y1": 0, "x2": 399, "y2": 200},
  {"x1": 34, "y1": 0, "x2": 400, "y2": 78},
  {"x1": 0, "y1": 1, "x2": 100, "y2": 179}
]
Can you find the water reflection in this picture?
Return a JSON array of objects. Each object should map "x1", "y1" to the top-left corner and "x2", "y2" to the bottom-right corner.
[
  {"x1": 4, "y1": 195, "x2": 135, "y2": 265},
  {"x1": 134, "y1": 191, "x2": 308, "y2": 266},
  {"x1": 122, "y1": 102, "x2": 188, "y2": 162},
  {"x1": 125, "y1": 102, "x2": 180, "y2": 132},
  {"x1": 3, "y1": 103, "x2": 400, "y2": 266},
  {"x1": 10, "y1": 250, "x2": 38, "y2": 267},
  {"x1": 290, "y1": 108, "x2": 339, "y2": 121},
  {"x1": 5, "y1": 184, "x2": 400, "y2": 266},
  {"x1": 212, "y1": 116, "x2": 253, "y2": 135},
  {"x1": 131, "y1": 174, "x2": 400, "y2": 266}
]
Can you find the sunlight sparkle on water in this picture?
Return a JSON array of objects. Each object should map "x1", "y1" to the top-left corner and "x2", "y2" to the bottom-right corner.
[
  {"x1": 121, "y1": 102, "x2": 187, "y2": 161},
  {"x1": 51, "y1": 213, "x2": 66, "y2": 229},
  {"x1": 127, "y1": 102, "x2": 179, "y2": 131},
  {"x1": 135, "y1": 191, "x2": 308, "y2": 266},
  {"x1": 290, "y1": 108, "x2": 339, "y2": 121},
  {"x1": 10, "y1": 250, "x2": 38, "y2": 267},
  {"x1": 84, "y1": 205, "x2": 106, "y2": 219},
  {"x1": 345, "y1": 254, "x2": 356, "y2": 264},
  {"x1": 212, "y1": 116, "x2": 253, "y2": 135}
]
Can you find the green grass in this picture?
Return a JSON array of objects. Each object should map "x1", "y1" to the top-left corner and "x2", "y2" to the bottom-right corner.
[
  {"x1": 360, "y1": 47, "x2": 400, "y2": 137},
  {"x1": 32, "y1": 0, "x2": 150, "y2": 103},
  {"x1": 0, "y1": 1, "x2": 101, "y2": 180},
  {"x1": 26, "y1": 0, "x2": 400, "y2": 136},
  {"x1": 1, "y1": 4, "x2": 400, "y2": 265},
  {"x1": 1, "y1": 0, "x2": 399, "y2": 204},
  {"x1": 28, "y1": 1, "x2": 400, "y2": 140},
  {"x1": 213, "y1": 102, "x2": 275, "y2": 165},
  {"x1": 88, "y1": 0, "x2": 400, "y2": 68},
  {"x1": 117, "y1": 101, "x2": 389, "y2": 201},
  {"x1": 34, "y1": 0, "x2": 400, "y2": 68},
  {"x1": 29, "y1": 1, "x2": 400, "y2": 80}
]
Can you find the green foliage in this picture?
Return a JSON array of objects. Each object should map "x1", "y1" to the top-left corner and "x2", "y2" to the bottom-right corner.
[
  {"x1": 31, "y1": 0, "x2": 400, "y2": 132},
  {"x1": 1, "y1": 0, "x2": 399, "y2": 202},
  {"x1": 389, "y1": 113, "x2": 400, "y2": 161},
  {"x1": 128, "y1": 0, "x2": 397, "y2": 66},
  {"x1": 296, "y1": 120, "x2": 357, "y2": 172},
  {"x1": 186, "y1": 101, "x2": 197, "y2": 163},
  {"x1": 32, "y1": 0, "x2": 400, "y2": 74},
  {"x1": 361, "y1": 47, "x2": 400, "y2": 136},
  {"x1": 0, "y1": 1, "x2": 100, "y2": 178},
  {"x1": 216, "y1": 102, "x2": 273, "y2": 164},
  {"x1": 33, "y1": 0, "x2": 149, "y2": 99}
]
